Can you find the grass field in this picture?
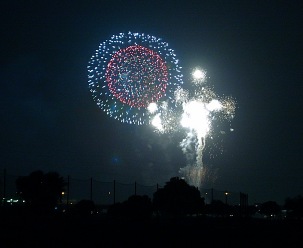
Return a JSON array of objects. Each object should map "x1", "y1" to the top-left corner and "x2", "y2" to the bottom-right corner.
[{"x1": 1, "y1": 211, "x2": 303, "y2": 248}]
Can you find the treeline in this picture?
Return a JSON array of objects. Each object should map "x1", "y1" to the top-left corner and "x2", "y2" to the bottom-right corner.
[{"x1": 2, "y1": 170, "x2": 303, "y2": 220}]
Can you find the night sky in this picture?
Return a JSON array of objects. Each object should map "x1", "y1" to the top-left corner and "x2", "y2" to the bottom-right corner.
[{"x1": 1, "y1": 0, "x2": 302, "y2": 205}]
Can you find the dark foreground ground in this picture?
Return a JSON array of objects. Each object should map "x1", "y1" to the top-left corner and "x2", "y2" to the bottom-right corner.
[{"x1": 1, "y1": 211, "x2": 303, "y2": 248}]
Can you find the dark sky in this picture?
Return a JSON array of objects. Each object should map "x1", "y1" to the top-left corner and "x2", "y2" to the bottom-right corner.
[{"x1": 1, "y1": 0, "x2": 302, "y2": 205}]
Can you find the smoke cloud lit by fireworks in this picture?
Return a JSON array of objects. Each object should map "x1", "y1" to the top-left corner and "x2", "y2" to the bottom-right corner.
[{"x1": 150, "y1": 68, "x2": 236, "y2": 188}]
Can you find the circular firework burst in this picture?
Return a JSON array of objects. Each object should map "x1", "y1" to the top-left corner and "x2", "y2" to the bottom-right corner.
[{"x1": 88, "y1": 32, "x2": 183, "y2": 125}]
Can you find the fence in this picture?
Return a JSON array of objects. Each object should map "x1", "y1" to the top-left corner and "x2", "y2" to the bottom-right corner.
[
  {"x1": 64, "y1": 177, "x2": 159, "y2": 205},
  {"x1": 0, "y1": 170, "x2": 246, "y2": 206}
]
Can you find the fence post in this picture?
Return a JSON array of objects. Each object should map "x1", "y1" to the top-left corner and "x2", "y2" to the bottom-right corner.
[
  {"x1": 134, "y1": 181, "x2": 137, "y2": 196},
  {"x1": 67, "y1": 175, "x2": 70, "y2": 206},
  {"x1": 113, "y1": 180, "x2": 116, "y2": 204},
  {"x1": 211, "y1": 188, "x2": 213, "y2": 203},
  {"x1": 90, "y1": 177, "x2": 93, "y2": 201},
  {"x1": 3, "y1": 168, "x2": 6, "y2": 205}
]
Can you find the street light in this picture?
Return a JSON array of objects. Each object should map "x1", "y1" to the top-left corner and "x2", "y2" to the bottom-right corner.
[{"x1": 225, "y1": 192, "x2": 229, "y2": 205}]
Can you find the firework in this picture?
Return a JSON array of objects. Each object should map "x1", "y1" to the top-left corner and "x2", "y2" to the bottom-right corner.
[
  {"x1": 151, "y1": 68, "x2": 236, "y2": 188},
  {"x1": 150, "y1": 65, "x2": 235, "y2": 188},
  {"x1": 88, "y1": 32, "x2": 235, "y2": 188},
  {"x1": 191, "y1": 67, "x2": 208, "y2": 84},
  {"x1": 88, "y1": 32, "x2": 183, "y2": 125},
  {"x1": 178, "y1": 69, "x2": 235, "y2": 188}
]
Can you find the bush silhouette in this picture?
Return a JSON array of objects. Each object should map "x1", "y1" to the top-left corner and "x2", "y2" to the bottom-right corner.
[
  {"x1": 16, "y1": 170, "x2": 65, "y2": 213},
  {"x1": 259, "y1": 201, "x2": 281, "y2": 218},
  {"x1": 205, "y1": 200, "x2": 230, "y2": 217},
  {"x1": 108, "y1": 195, "x2": 153, "y2": 220},
  {"x1": 73, "y1": 199, "x2": 96, "y2": 216},
  {"x1": 284, "y1": 195, "x2": 303, "y2": 219}
]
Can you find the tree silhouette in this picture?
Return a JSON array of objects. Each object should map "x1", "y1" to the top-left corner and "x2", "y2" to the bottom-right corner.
[
  {"x1": 16, "y1": 170, "x2": 65, "y2": 213},
  {"x1": 153, "y1": 177, "x2": 205, "y2": 216}
]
